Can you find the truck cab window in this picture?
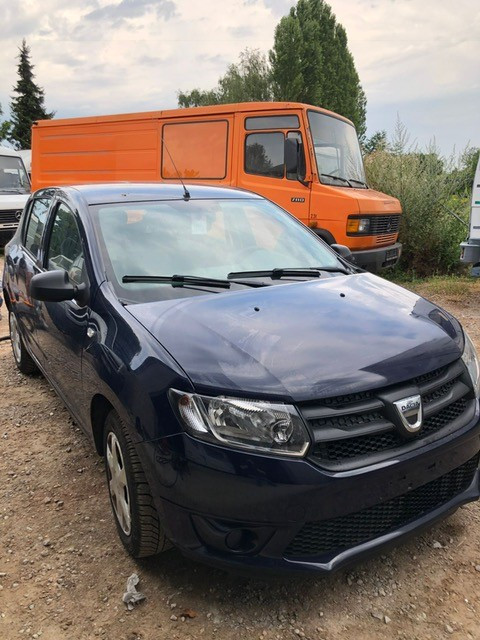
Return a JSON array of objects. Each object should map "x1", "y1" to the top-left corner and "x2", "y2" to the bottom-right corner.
[{"x1": 245, "y1": 132, "x2": 284, "y2": 178}]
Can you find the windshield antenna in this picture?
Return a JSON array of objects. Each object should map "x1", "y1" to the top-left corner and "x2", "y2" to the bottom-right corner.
[{"x1": 161, "y1": 137, "x2": 190, "y2": 201}]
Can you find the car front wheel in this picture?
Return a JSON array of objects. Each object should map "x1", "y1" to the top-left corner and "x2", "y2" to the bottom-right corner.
[
  {"x1": 9, "y1": 312, "x2": 38, "y2": 375},
  {"x1": 103, "y1": 409, "x2": 171, "y2": 558}
]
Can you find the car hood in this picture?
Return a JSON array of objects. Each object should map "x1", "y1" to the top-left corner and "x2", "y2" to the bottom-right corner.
[{"x1": 126, "y1": 273, "x2": 463, "y2": 402}]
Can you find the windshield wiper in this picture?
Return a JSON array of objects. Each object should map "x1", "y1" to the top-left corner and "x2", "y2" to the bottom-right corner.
[
  {"x1": 348, "y1": 178, "x2": 368, "y2": 189},
  {"x1": 228, "y1": 266, "x2": 350, "y2": 279},
  {"x1": 123, "y1": 274, "x2": 231, "y2": 289},
  {"x1": 320, "y1": 173, "x2": 353, "y2": 187}
]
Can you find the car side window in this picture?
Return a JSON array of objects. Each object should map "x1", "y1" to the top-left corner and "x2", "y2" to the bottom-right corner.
[
  {"x1": 46, "y1": 203, "x2": 85, "y2": 286},
  {"x1": 24, "y1": 197, "x2": 51, "y2": 258}
]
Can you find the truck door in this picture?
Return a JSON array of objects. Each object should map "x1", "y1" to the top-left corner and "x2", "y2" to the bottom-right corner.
[{"x1": 238, "y1": 113, "x2": 310, "y2": 226}]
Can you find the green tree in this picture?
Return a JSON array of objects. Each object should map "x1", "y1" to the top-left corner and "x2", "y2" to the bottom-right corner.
[
  {"x1": 8, "y1": 39, "x2": 54, "y2": 149},
  {"x1": 270, "y1": 0, "x2": 367, "y2": 137},
  {"x1": 363, "y1": 130, "x2": 388, "y2": 154},
  {"x1": 0, "y1": 103, "x2": 12, "y2": 143},
  {"x1": 178, "y1": 49, "x2": 272, "y2": 108},
  {"x1": 269, "y1": 15, "x2": 305, "y2": 102}
]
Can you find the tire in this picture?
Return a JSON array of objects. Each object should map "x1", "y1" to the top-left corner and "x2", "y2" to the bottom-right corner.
[
  {"x1": 9, "y1": 312, "x2": 38, "y2": 375},
  {"x1": 103, "y1": 410, "x2": 171, "y2": 558}
]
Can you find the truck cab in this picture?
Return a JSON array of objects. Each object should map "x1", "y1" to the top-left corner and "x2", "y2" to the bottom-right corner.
[{"x1": 0, "y1": 146, "x2": 31, "y2": 246}]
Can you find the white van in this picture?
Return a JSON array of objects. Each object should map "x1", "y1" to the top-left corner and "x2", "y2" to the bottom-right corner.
[
  {"x1": 460, "y1": 156, "x2": 480, "y2": 270},
  {"x1": 0, "y1": 145, "x2": 31, "y2": 247}
]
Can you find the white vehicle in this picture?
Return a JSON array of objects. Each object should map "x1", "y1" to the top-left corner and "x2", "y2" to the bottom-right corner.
[
  {"x1": 460, "y1": 155, "x2": 480, "y2": 269},
  {"x1": 0, "y1": 145, "x2": 31, "y2": 247},
  {"x1": 17, "y1": 149, "x2": 32, "y2": 179}
]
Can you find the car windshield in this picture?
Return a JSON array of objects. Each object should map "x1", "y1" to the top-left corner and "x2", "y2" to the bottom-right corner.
[
  {"x1": 0, "y1": 155, "x2": 30, "y2": 193},
  {"x1": 307, "y1": 111, "x2": 366, "y2": 186},
  {"x1": 91, "y1": 198, "x2": 345, "y2": 303}
]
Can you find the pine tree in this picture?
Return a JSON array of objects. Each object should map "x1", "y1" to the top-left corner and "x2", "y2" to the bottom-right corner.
[
  {"x1": 0, "y1": 104, "x2": 12, "y2": 143},
  {"x1": 270, "y1": 0, "x2": 367, "y2": 137},
  {"x1": 9, "y1": 40, "x2": 54, "y2": 150}
]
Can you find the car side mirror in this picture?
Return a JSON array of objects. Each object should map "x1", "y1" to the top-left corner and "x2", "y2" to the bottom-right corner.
[
  {"x1": 30, "y1": 270, "x2": 89, "y2": 305},
  {"x1": 331, "y1": 244, "x2": 355, "y2": 263}
]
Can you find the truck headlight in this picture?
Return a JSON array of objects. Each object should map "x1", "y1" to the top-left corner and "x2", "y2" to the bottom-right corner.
[
  {"x1": 462, "y1": 330, "x2": 480, "y2": 396},
  {"x1": 347, "y1": 217, "x2": 370, "y2": 234},
  {"x1": 169, "y1": 390, "x2": 310, "y2": 456}
]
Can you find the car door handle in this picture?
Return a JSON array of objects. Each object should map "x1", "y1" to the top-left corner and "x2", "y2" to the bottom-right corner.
[{"x1": 87, "y1": 327, "x2": 96, "y2": 339}]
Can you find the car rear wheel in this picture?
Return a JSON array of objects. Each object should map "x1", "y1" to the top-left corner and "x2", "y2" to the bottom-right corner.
[
  {"x1": 9, "y1": 312, "x2": 38, "y2": 375},
  {"x1": 103, "y1": 410, "x2": 171, "y2": 558}
]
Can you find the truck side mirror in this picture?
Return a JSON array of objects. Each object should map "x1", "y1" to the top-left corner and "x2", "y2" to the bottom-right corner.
[
  {"x1": 285, "y1": 138, "x2": 298, "y2": 175},
  {"x1": 285, "y1": 137, "x2": 307, "y2": 183}
]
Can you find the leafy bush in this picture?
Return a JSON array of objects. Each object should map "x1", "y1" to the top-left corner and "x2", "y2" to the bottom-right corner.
[{"x1": 364, "y1": 122, "x2": 474, "y2": 277}]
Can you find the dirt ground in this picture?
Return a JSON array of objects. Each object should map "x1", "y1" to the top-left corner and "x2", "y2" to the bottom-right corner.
[{"x1": 2, "y1": 262, "x2": 480, "y2": 640}]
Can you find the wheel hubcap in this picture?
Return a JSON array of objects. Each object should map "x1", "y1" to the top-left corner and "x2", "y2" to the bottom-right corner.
[
  {"x1": 9, "y1": 314, "x2": 22, "y2": 364},
  {"x1": 106, "y1": 432, "x2": 131, "y2": 536}
]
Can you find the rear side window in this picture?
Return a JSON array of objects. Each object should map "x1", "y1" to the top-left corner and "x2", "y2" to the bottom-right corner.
[
  {"x1": 46, "y1": 203, "x2": 85, "y2": 285},
  {"x1": 24, "y1": 197, "x2": 51, "y2": 258},
  {"x1": 161, "y1": 120, "x2": 228, "y2": 180},
  {"x1": 245, "y1": 132, "x2": 284, "y2": 178}
]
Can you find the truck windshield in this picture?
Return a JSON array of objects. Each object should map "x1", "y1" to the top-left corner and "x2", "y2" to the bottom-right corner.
[
  {"x1": 307, "y1": 111, "x2": 366, "y2": 187},
  {"x1": 0, "y1": 155, "x2": 30, "y2": 193},
  {"x1": 92, "y1": 197, "x2": 345, "y2": 303}
]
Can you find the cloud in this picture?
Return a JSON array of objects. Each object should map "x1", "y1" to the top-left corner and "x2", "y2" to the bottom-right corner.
[
  {"x1": 0, "y1": 0, "x2": 478, "y2": 154},
  {"x1": 84, "y1": 0, "x2": 177, "y2": 26}
]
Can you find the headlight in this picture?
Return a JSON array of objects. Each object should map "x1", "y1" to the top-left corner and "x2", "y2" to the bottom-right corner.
[
  {"x1": 462, "y1": 330, "x2": 480, "y2": 396},
  {"x1": 347, "y1": 217, "x2": 370, "y2": 234},
  {"x1": 169, "y1": 389, "x2": 310, "y2": 457}
]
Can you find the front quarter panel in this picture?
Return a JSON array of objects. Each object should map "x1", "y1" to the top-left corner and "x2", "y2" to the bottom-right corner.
[{"x1": 81, "y1": 281, "x2": 192, "y2": 446}]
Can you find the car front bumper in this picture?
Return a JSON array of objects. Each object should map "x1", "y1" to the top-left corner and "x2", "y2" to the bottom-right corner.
[{"x1": 136, "y1": 413, "x2": 480, "y2": 574}]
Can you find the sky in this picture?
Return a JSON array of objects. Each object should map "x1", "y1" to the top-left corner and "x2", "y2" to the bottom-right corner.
[{"x1": 0, "y1": 0, "x2": 478, "y2": 155}]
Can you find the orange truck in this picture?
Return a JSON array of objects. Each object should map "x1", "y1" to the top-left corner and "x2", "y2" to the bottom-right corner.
[{"x1": 31, "y1": 102, "x2": 402, "y2": 270}]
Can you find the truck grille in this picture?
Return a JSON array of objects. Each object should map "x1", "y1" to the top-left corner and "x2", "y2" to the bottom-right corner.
[
  {"x1": 0, "y1": 209, "x2": 22, "y2": 226},
  {"x1": 302, "y1": 359, "x2": 474, "y2": 470},
  {"x1": 375, "y1": 233, "x2": 397, "y2": 245},
  {"x1": 369, "y1": 214, "x2": 401, "y2": 235},
  {"x1": 285, "y1": 454, "x2": 479, "y2": 558}
]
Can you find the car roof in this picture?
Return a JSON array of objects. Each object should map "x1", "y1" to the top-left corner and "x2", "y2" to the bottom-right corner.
[{"x1": 55, "y1": 183, "x2": 264, "y2": 205}]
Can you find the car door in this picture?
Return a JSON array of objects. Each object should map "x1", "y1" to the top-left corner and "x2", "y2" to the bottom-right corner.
[
  {"x1": 11, "y1": 190, "x2": 55, "y2": 364},
  {"x1": 34, "y1": 200, "x2": 90, "y2": 415}
]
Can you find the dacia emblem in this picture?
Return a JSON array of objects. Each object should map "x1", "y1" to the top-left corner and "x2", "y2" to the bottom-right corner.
[{"x1": 393, "y1": 394, "x2": 423, "y2": 434}]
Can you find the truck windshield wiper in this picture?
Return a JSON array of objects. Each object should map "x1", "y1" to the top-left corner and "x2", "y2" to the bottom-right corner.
[
  {"x1": 228, "y1": 266, "x2": 350, "y2": 279},
  {"x1": 348, "y1": 178, "x2": 368, "y2": 188},
  {"x1": 123, "y1": 274, "x2": 232, "y2": 289},
  {"x1": 320, "y1": 173, "x2": 353, "y2": 187}
]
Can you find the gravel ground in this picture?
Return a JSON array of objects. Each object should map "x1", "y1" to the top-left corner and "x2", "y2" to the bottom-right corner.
[{"x1": 1, "y1": 262, "x2": 480, "y2": 640}]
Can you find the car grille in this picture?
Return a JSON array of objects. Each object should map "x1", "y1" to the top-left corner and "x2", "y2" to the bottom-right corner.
[
  {"x1": 369, "y1": 214, "x2": 401, "y2": 235},
  {"x1": 285, "y1": 454, "x2": 479, "y2": 558},
  {"x1": 302, "y1": 359, "x2": 474, "y2": 470}
]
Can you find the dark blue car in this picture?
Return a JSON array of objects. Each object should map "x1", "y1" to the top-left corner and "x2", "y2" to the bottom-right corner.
[{"x1": 3, "y1": 183, "x2": 480, "y2": 573}]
